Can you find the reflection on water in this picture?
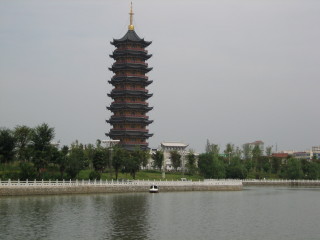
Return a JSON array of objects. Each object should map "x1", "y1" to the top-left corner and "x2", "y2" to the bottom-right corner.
[
  {"x1": 1, "y1": 187, "x2": 320, "y2": 240},
  {"x1": 109, "y1": 194, "x2": 148, "y2": 240}
]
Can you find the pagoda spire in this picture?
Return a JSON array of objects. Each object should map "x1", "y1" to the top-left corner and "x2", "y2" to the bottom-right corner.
[{"x1": 128, "y1": 2, "x2": 134, "y2": 30}]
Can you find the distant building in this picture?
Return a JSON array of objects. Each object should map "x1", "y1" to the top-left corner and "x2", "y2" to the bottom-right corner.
[
  {"x1": 243, "y1": 140, "x2": 264, "y2": 156},
  {"x1": 161, "y1": 142, "x2": 189, "y2": 171}
]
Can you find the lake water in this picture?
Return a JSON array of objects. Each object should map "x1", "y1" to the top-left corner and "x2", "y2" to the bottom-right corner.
[{"x1": 1, "y1": 187, "x2": 320, "y2": 240}]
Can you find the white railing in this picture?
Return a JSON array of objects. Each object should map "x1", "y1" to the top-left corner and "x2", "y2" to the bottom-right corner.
[
  {"x1": 0, "y1": 179, "x2": 242, "y2": 187},
  {"x1": 243, "y1": 179, "x2": 320, "y2": 183}
]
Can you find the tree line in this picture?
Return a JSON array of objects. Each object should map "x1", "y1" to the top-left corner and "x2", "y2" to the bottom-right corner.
[
  {"x1": 197, "y1": 140, "x2": 320, "y2": 180},
  {"x1": 0, "y1": 124, "x2": 149, "y2": 180},
  {"x1": 1, "y1": 125, "x2": 320, "y2": 180}
]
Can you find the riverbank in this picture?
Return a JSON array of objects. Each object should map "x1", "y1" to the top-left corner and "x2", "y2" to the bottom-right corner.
[
  {"x1": 243, "y1": 179, "x2": 320, "y2": 186},
  {"x1": 0, "y1": 179, "x2": 242, "y2": 196}
]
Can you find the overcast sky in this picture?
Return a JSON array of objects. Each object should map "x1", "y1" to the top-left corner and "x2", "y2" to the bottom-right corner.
[{"x1": 1, "y1": 0, "x2": 319, "y2": 153}]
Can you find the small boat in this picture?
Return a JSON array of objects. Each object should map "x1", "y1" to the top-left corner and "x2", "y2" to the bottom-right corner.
[{"x1": 149, "y1": 184, "x2": 159, "y2": 193}]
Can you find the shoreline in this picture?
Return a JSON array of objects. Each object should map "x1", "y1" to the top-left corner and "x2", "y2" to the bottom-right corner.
[{"x1": 0, "y1": 180, "x2": 242, "y2": 196}]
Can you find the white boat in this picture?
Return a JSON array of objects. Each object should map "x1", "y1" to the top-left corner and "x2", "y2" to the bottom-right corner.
[{"x1": 149, "y1": 184, "x2": 159, "y2": 193}]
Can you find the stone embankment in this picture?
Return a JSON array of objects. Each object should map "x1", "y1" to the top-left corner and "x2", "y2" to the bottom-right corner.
[
  {"x1": 243, "y1": 179, "x2": 320, "y2": 186},
  {"x1": 0, "y1": 179, "x2": 242, "y2": 196}
]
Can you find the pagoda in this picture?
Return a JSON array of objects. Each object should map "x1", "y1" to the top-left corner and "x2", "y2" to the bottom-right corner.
[{"x1": 106, "y1": 4, "x2": 153, "y2": 150}]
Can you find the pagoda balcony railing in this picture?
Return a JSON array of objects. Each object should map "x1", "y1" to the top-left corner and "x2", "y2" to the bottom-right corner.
[
  {"x1": 114, "y1": 74, "x2": 148, "y2": 79},
  {"x1": 111, "y1": 114, "x2": 149, "y2": 119},
  {"x1": 111, "y1": 128, "x2": 148, "y2": 132},
  {"x1": 112, "y1": 101, "x2": 148, "y2": 105},
  {"x1": 114, "y1": 87, "x2": 148, "y2": 92},
  {"x1": 115, "y1": 60, "x2": 148, "y2": 66},
  {"x1": 116, "y1": 47, "x2": 148, "y2": 53}
]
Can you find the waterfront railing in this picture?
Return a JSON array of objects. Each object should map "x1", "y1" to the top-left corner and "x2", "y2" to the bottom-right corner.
[{"x1": 0, "y1": 179, "x2": 242, "y2": 187}]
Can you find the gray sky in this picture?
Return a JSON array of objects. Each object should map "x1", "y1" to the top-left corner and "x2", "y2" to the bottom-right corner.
[{"x1": 1, "y1": 0, "x2": 319, "y2": 153}]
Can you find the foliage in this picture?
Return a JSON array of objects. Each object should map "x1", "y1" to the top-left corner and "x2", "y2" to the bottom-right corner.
[
  {"x1": 0, "y1": 128, "x2": 16, "y2": 163},
  {"x1": 226, "y1": 158, "x2": 247, "y2": 179},
  {"x1": 122, "y1": 148, "x2": 144, "y2": 179},
  {"x1": 89, "y1": 170, "x2": 101, "y2": 180},
  {"x1": 66, "y1": 142, "x2": 87, "y2": 179},
  {"x1": 170, "y1": 150, "x2": 181, "y2": 171},
  {"x1": 198, "y1": 153, "x2": 225, "y2": 179},
  {"x1": 205, "y1": 139, "x2": 220, "y2": 156},
  {"x1": 112, "y1": 146, "x2": 127, "y2": 180},
  {"x1": 186, "y1": 151, "x2": 197, "y2": 175},
  {"x1": 152, "y1": 150, "x2": 164, "y2": 170},
  {"x1": 19, "y1": 162, "x2": 37, "y2": 180},
  {"x1": 14, "y1": 125, "x2": 32, "y2": 162},
  {"x1": 286, "y1": 158, "x2": 303, "y2": 179},
  {"x1": 30, "y1": 123, "x2": 55, "y2": 175},
  {"x1": 242, "y1": 144, "x2": 252, "y2": 160},
  {"x1": 92, "y1": 147, "x2": 108, "y2": 173}
]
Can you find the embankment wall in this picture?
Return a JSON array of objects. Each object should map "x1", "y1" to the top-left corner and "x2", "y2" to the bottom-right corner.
[{"x1": 0, "y1": 184, "x2": 242, "y2": 197}]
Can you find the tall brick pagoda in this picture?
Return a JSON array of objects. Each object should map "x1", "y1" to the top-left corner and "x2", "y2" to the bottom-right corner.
[{"x1": 106, "y1": 4, "x2": 153, "y2": 150}]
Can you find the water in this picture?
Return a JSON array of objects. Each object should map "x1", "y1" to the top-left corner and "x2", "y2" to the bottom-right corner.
[{"x1": 1, "y1": 187, "x2": 320, "y2": 240}]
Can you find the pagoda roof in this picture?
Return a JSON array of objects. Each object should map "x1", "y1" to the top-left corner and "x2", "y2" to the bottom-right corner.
[
  {"x1": 107, "y1": 130, "x2": 153, "y2": 138},
  {"x1": 108, "y1": 91, "x2": 153, "y2": 98},
  {"x1": 110, "y1": 51, "x2": 152, "y2": 60},
  {"x1": 111, "y1": 30, "x2": 151, "y2": 47},
  {"x1": 107, "y1": 104, "x2": 153, "y2": 111},
  {"x1": 109, "y1": 78, "x2": 153, "y2": 86},
  {"x1": 107, "y1": 117, "x2": 153, "y2": 124},
  {"x1": 109, "y1": 64, "x2": 152, "y2": 73}
]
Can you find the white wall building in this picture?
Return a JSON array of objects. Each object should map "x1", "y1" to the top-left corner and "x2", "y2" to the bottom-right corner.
[{"x1": 160, "y1": 142, "x2": 189, "y2": 171}]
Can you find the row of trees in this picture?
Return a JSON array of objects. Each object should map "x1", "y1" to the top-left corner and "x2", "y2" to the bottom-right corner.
[
  {"x1": 198, "y1": 140, "x2": 320, "y2": 179},
  {"x1": 0, "y1": 124, "x2": 149, "y2": 180}
]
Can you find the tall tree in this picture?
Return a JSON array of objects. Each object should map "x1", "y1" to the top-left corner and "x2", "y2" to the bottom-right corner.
[
  {"x1": 123, "y1": 148, "x2": 144, "y2": 179},
  {"x1": 66, "y1": 142, "x2": 86, "y2": 179},
  {"x1": 242, "y1": 144, "x2": 252, "y2": 160},
  {"x1": 152, "y1": 150, "x2": 164, "y2": 170},
  {"x1": 14, "y1": 125, "x2": 32, "y2": 162},
  {"x1": 30, "y1": 123, "x2": 55, "y2": 175},
  {"x1": 112, "y1": 146, "x2": 127, "y2": 180},
  {"x1": 0, "y1": 128, "x2": 16, "y2": 163},
  {"x1": 186, "y1": 150, "x2": 197, "y2": 175},
  {"x1": 286, "y1": 158, "x2": 303, "y2": 179},
  {"x1": 265, "y1": 146, "x2": 273, "y2": 157},
  {"x1": 205, "y1": 139, "x2": 220, "y2": 156},
  {"x1": 170, "y1": 150, "x2": 181, "y2": 171}
]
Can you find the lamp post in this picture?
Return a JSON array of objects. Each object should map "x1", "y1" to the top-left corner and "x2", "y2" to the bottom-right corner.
[{"x1": 102, "y1": 139, "x2": 120, "y2": 179}]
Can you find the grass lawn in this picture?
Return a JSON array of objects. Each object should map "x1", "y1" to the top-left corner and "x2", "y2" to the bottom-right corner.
[{"x1": 78, "y1": 169, "x2": 203, "y2": 181}]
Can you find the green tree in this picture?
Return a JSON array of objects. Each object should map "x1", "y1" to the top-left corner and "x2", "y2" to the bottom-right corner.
[
  {"x1": 198, "y1": 153, "x2": 225, "y2": 179},
  {"x1": 242, "y1": 144, "x2": 252, "y2": 160},
  {"x1": 57, "y1": 145, "x2": 69, "y2": 179},
  {"x1": 186, "y1": 150, "x2": 197, "y2": 175},
  {"x1": 226, "y1": 157, "x2": 247, "y2": 179},
  {"x1": 286, "y1": 158, "x2": 303, "y2": 179},
  {"x1": 152, "y1": 150, "x2": 164, "y2": 170},
  {"x1": 0, "y1": 128, "x2": 16, "y2": 163},
  {"x1": 66, "y1": 142, "x2": 86, "y2": 179},
  {"x1": 84, "y1": 144, "x2": 95, "y2": 170},
  {"x1": 198, "y1": 153, "x2": 214, "y2": 178},
  {"x1": 170, "y1": 150, "x2": 181, "y2": 171},
  {"x1": 224, "y1": 143, "x2": 235, "y2": 159},
  {"x1": 92, "y1": 147, "x2": 108, "y2": 173},
  {"x1": 271, "y1": 156, "x2": 281, "y2": 174},
  {"x1": 205, "y1": 139, "x2": 220, "y2": 156},
  {"x1": 30, "y1": 123, "x2": 55, "y2": 175},
  {"x1": 14, "y1": 125, "x2": 32, "y2": 162},
  {"x1": 123, "y1": 148, "x2": 144, "y2": 179},
  {"x1": 112, "y1": 146, "x2": 126, "y2": 180},
  {"x1": 265, "y1": 146, "x2": 273, "y2": 157}
]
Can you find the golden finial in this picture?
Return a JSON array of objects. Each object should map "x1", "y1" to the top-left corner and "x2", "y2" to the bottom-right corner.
[{"x1": 128, "y1": 2, "x2": 134, "y2": 30}]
